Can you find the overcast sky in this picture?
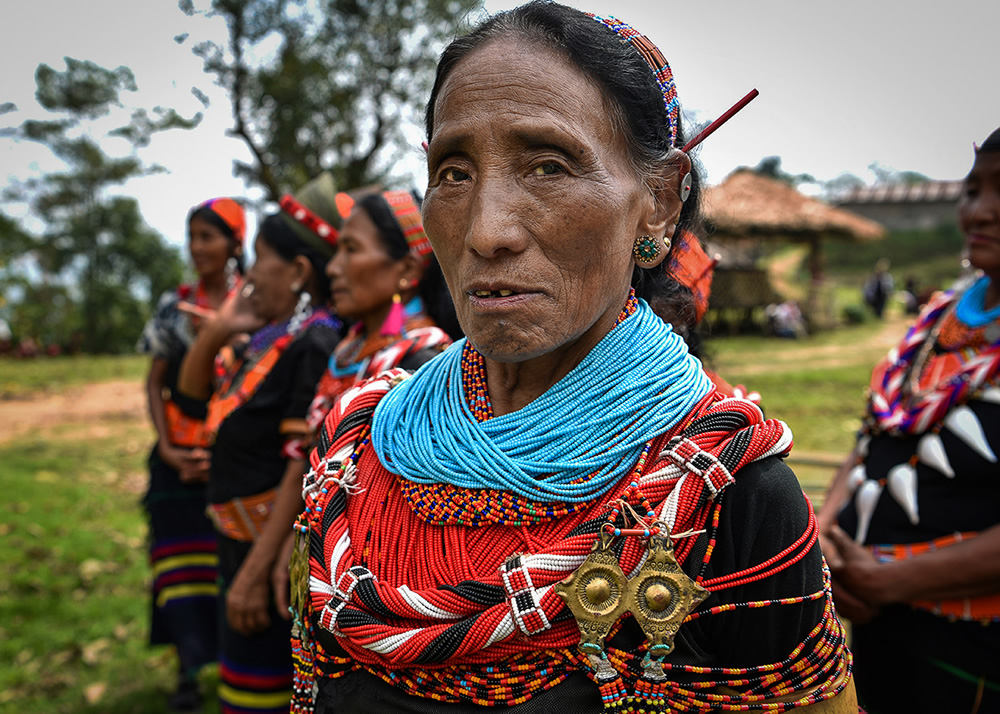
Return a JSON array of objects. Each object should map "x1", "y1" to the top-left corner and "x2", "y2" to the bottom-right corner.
[{"x1": 2, "y1": 0, "x2": 997, "y2": 251}]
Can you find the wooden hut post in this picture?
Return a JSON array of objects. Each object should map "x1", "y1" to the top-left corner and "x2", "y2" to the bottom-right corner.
[{"x1": 805, "y1": 234, "x2": 824, "y2": 327}]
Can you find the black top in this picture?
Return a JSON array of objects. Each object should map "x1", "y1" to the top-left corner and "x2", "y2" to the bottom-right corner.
[
  {"x1": 837, "y1": 397, "x2": 1000, "y2": 545},
  {"x1": 315, "y1": 456, "x2": 826, "y2": 713},
  {"x1": 209, "y1": 323, "x2": 340, "y2": 504}
]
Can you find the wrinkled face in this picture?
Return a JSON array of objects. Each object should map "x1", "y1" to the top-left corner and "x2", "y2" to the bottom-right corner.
[
  {"x1": 326, "y1": 207, "x2": 407, "y2": 321},
  {"x1": 960, "y1": 151, "x2": 1000, "y2": 278},
  {"x1": 188, "y1": 215, "x2": 232, "y2": 278},
  {"x1": 246, "y1": 235, "x2": 299, "y2": 322},
  {"x1": 423, "y1": 38, "x2": 654, "y2": 363}
]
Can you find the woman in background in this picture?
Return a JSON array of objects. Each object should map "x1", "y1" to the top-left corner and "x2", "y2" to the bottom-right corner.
[
  {"x1": 138, "y1": 197, "x2": 245, "y2": 711},
  {"x1": 179, "y1": 174, "x2": 344, "y2": 714},
  {"x1": 307, "y1": 189, "x2": 458, "y2": 437},
  {"x1": 821, "y1": 129, "x2": 1000, "y2": 713}
]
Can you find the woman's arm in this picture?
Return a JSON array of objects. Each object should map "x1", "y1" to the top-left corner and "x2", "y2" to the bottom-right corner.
[
  {"x1": 224, "y1": 457, "x2": 305, "y2": 635},
  {"x1": 828, "y1": 523, "x2": 1000, "y2": 603},
  {"x1": 146, "y1": 357, "x2": 191, "y2": 473}
]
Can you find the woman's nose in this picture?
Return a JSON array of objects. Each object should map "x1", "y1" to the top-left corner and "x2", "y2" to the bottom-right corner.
[{"x1": 465, "y1": 178, "x2": 529, "y2": 258}]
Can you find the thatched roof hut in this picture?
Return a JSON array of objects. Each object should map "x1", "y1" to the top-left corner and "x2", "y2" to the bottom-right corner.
[
  {"x1": 700, "y1": 170, "x2": 886, "y2": 327},
  {"x1": 702, "y1": 169, "x2": 886, "y2": 243}
]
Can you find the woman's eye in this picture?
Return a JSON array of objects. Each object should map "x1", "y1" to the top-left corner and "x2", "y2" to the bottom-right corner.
[
  {"x1": 441, "y1": 167, "x2": 470, "y2": 182},
  {"x1": 532, "y1": 162, "x2": 564, "y2": 176}
]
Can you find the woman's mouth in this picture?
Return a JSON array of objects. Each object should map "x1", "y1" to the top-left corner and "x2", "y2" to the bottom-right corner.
[{"x1": 472, "y1": 289, "x2": 517, "y2": 298}]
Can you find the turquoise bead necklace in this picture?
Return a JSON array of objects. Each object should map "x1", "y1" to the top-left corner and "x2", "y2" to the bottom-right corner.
[{"x1": 370, "y1": 298, "x2": 712, "y2": 503}]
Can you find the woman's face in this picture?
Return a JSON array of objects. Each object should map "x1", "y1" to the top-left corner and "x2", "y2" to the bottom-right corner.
[
  {"x1": 188, "y1": 215, "x2": 232, "y2": 279},
  {"x1": 325, "y1": 207, "x2": 408, "y2": 322},
  {"x1": 245, "y1": 235, "x2": 299, "y2": 322},
  {"x1": 960, "y1": 151, "x2": 1000, "y2": 278},
  {"x1": 423, "y1": 38, "x2": 660, "y2": 364}
]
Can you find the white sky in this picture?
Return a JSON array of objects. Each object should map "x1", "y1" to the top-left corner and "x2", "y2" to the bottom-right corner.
[{"x1": 2, "y1": 0, "x2": 998, "y2": 252}]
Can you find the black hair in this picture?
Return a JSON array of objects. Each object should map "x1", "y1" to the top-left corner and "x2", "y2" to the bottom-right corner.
[
  {"x1": 355, "y1": 192, "x2": 463, "y2": 340},
  {"x1": 425, "y1": 0, "x2": 703, "y2": 336},
  {"x1": 979, "y1": 127, "x2": 1000, "y2": 153},
  {"x1": 258, "y1": 213, "x2": 333, "y2": 303},
  {"x1": 188, "y1": 205, "x2": 245, "y2": 274}
]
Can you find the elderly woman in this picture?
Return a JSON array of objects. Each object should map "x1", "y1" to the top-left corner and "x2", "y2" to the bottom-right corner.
[
  {"x1": 306, "y1": 189, "x2": 458, "y2": 438},
  {"x1": 821, "y1": 129, "x2": 1000, "y2": 714},
  {"x1": 290, "y1": 4, "x2": 855, "y2": 713},
  {"x1": 179, "y1": 175, "x2": 344, "y2": 713}
]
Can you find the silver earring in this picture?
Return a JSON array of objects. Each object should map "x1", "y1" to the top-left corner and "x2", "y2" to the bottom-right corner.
[
  {"x1": 679, "y1": 173, "x2": 693, "y2": 202},
  {"x1": 288, "y1": 290, "x2": 312, "y2": 335},
  {"x1": 226, "y1": 257, "x2": 238, "y2": 292}
]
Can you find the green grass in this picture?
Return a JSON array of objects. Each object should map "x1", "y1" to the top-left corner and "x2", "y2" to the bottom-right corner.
[
  {"x1": 0, "y1": 355, "x2": 148, "y2": 399},
  {"x1": 0, "y1": 418, "x2": 220, "y2": 714}
]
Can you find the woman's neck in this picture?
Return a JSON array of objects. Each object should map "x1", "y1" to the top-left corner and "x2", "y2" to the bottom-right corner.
[
  {"x1": 199, "y1": 270, "x2": 229, "y2": 307},
  {"x1": 983, "y1": 273, "x2": 1000, "y2": 312}
]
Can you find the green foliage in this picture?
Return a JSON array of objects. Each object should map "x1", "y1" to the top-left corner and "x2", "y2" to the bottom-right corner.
[
  {"x1": 184, "y1": 0, "x2": 484, "y2": 198},
  {"x1": 1, "y1": 59, "x2": 191, "y2": 354}
]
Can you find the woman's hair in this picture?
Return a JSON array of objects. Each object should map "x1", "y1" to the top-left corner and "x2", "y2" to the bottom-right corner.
[
  {"x1": 355, "y1": 192, "x2": 463, "y2": 340},
  {"x1": 257, "y1": 213, "x2": 333, "y2": 303},
  {"x1": 188, "y1": 205, "x2": 246, "y2": 274},
  {"x1": 425, "y1": 0, "x2": 703, "y2": 335}
]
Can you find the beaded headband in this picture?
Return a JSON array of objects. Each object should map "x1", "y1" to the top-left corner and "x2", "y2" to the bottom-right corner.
[
  {"x1": 382, "y1": 190, "x2": 433, "y2": 263},
  {"x1": 587, "y1": 13, "x2": 680, "y2": 148},
  {"x1": 196, "y1": 197, "x2": 246, "y2": 246},
  {"x1": 279, "y1": 193, "x2": 340, "y2": 248}
]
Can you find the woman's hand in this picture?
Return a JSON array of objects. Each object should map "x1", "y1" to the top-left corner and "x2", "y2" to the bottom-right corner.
[
  {"x1": 226, "y1": 562, "x2": 272, "y2": 635},
  {"x1": 214, "y1": 284, "x2": 265, "y2": 336},
  {"x1": 157, "y1": 442, "x2": 192, "y2": 473},
  {"x1": 179, "y1": 447, "x2": 211, "y2": 483},
  {"x1": 826, "y1": 525, "x2": 884, "y2": 625}
]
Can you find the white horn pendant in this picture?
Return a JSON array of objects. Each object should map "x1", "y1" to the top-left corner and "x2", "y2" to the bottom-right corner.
[
  {"x1": 854, "y1": 480, "x2": 883, "y2": 544},
  {"x1": 979, "y1": 386, "x2": 1000, "y2": 405},
  {"x1": 943, "y1": 405, "x2": 997, "y2": 463},
  {"x1": 887, "y1": 463, "x2": 919, "y2": 525},
  {"x1": 917, "y1": 433, "x2": 954, "y2": 478},
  {"x1": 856, "y1": 434, "x2": 872, "y2": 459},
  {"x1": 846, "y1": 464, "x2": 867, "y2": 494}
]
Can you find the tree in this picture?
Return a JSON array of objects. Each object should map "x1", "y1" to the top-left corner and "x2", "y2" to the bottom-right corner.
[
  {"x1": 181, "y1": 0, "x2": 483, "y2": 200},
  {"x1": 747, "y1": 156, "x2": 816, "y2": 187},
  {"x1": 0, "y1": 59, "x2": 195, "y2": 353}
]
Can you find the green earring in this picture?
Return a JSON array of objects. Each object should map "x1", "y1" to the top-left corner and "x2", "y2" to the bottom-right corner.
[{"x1": 633, "y1": 235, "x2": 661, "y2": 264}]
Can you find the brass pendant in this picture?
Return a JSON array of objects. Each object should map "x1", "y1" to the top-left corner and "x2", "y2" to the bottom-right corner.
[
  {"x1": 289, "y1": 524, "x2": 310, "y2": 629},
  {"x1": 624, "y1": 534, "x2": 708, "y2": 657},
  {"x1": 554, "y1": 531, "x2": 628, "y2": 654}
]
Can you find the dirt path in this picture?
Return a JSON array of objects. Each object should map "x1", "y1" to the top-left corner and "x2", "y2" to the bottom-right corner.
[{"x1": 0, "y1": 379, "x2": 148, "y2": 446}]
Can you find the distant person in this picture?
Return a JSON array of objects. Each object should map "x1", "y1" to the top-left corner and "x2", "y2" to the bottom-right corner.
[
  {"x1": 767, "y1": 300, "x2": 807, "y2": 338},
  {"x1": 901, "y1": 275, "x2": 921, "y2": 315},
  {"x1": 136, "y1": 197, "x2": 245, "y2": 711},
  {"x1": 863, "y1": 258, "x2": 894, "y2": 318},
  {"x1": 178, "y1": 174, "x2": 344, "y2": 714},
  {"x1": 818, "y1": 128, "x2": 1000, "y2": 713}
]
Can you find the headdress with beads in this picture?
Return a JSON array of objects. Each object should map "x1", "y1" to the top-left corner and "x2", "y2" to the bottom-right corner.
[
  {"x1": 382, "y1": 190, "x2": 433, "y2": 263},
  {"x1": 194, "y1": 197, "x2": 246, "y2": 247},
  {"x1": 587, "y1": 13, "x2": 680, "y2": 148},
  {"x1": 278, "y1": 172, "x2": 346, "y2": 259}
]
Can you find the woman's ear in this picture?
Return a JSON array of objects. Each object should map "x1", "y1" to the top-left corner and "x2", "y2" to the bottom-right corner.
[
  {"x1": 291, "y1": 255, "x2": 313, "y2": 293},
  {"x1": 398, "y1": 253, "x2": 423, "y2": 288},
  {"x1": 633, "y1": 152, "x2": 691, "y2": 269}
]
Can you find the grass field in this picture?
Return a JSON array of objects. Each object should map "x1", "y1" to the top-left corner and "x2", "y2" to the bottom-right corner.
[{"x1": 0, "y1": 312, "x2": 906, "y2": 710}]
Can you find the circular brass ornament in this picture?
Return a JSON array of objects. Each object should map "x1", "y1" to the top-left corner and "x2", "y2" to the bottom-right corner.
[
  {"x1": 644, "y1": 582, "x2": 672, "y2": 612},
  {"x1": 586, "y1": 577, "x2": 612, "y2": 605}
]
